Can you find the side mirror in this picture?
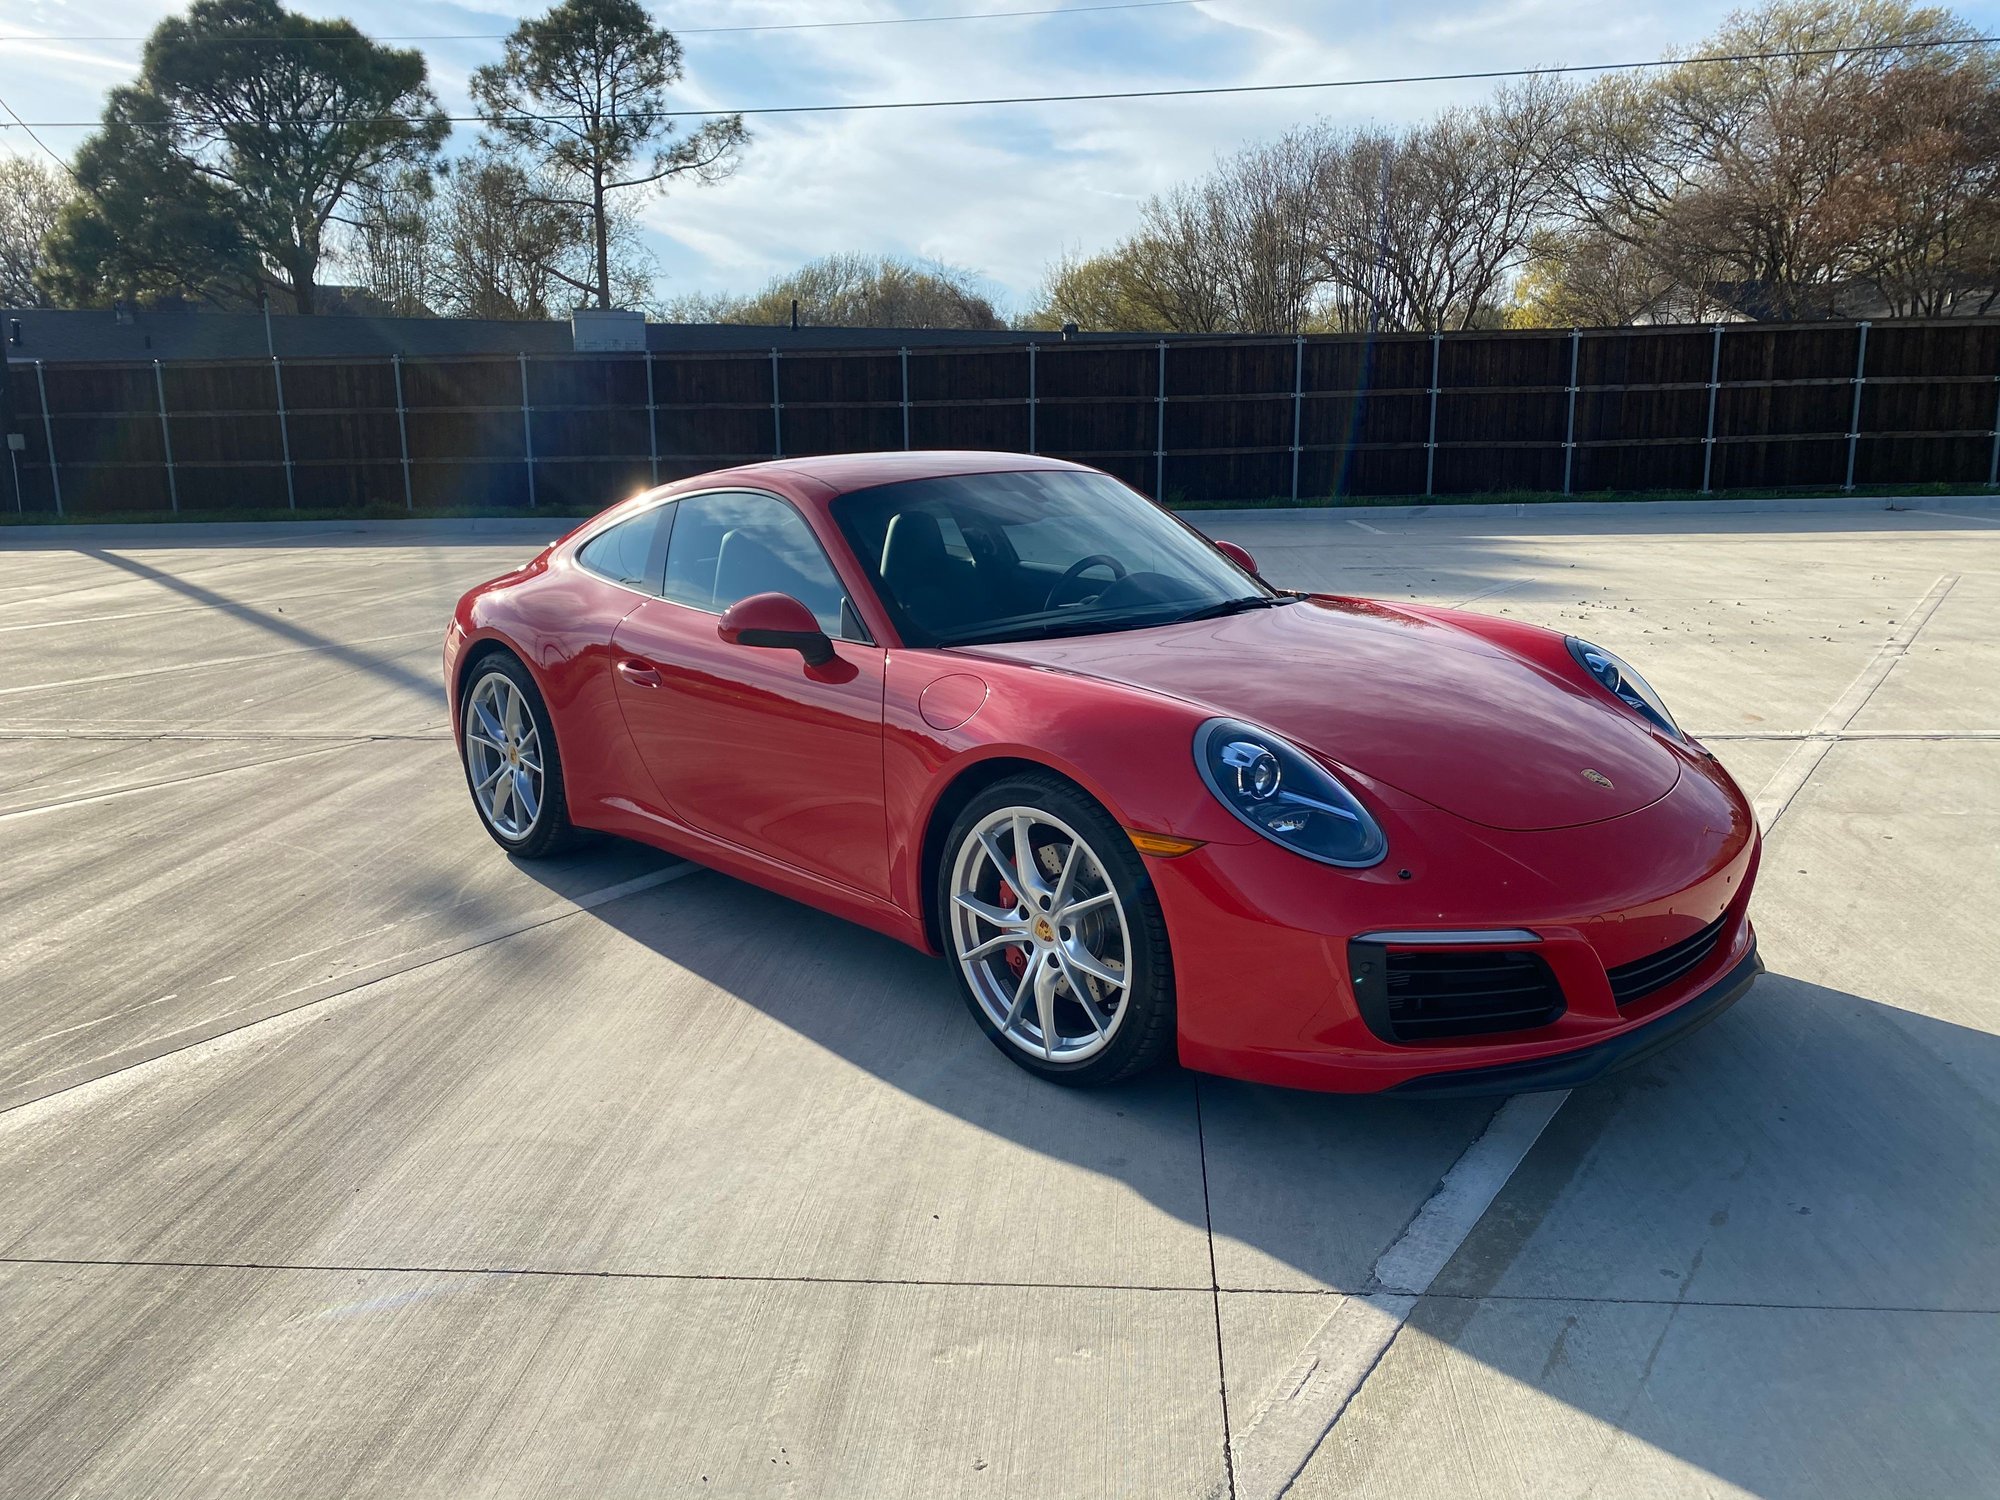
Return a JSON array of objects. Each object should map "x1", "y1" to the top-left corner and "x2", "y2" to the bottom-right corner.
[
  {"x1": 719, "y1": 591, "x2": 836, "y2": 667},
  {"x1": 1214, "y1": 539, "x2": 1260, "y2": 576}
]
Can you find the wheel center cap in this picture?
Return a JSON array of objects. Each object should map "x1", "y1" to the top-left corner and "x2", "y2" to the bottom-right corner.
[{"x1": 1033, "y1": 916, "x2": 1055, "y2": 943}]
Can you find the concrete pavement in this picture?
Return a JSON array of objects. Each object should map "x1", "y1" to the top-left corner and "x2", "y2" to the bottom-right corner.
[{"x1": 1, "y1": 507, "x2": 1995, "y2": 1497}]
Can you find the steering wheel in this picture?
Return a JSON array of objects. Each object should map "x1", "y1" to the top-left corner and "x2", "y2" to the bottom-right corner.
[{"x1": 1044, "y1": 553, "x2": 1129, "y2": 611}]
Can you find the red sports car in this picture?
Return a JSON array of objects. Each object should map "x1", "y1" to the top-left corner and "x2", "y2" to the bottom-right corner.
[{"x1": 446, "y1": 451, "x2": 1760, "y2": 1094}]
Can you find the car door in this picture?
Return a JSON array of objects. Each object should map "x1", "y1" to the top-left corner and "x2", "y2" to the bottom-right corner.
[{"x1": 608, "y1": 489, "x2": 889, "y2": 899}]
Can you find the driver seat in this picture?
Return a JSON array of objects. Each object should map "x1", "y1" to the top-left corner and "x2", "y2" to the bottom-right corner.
[{"x1": 881, "y1": 510, "x2": 972, "y2": 634}]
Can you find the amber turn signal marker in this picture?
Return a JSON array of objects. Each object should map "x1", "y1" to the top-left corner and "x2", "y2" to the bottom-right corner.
[{"x1": 1127, "y1": 829, "x2": 1204, "y2": 857}]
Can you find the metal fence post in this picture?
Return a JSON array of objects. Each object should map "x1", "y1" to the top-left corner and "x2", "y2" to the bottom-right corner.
[
  {"x1": 1291, "y1": 334, "x2": 1304, "y2": 502},
  {"x1": 900, "y1": 346, "x2": 911, "y2": 450},
  {"x1": 1988, "y1": 372, "x2": 2000, "y2": 487},
  {"x1": 518, "y1": 352, "x2": 536, "y2": 508},
  {"x1": 644, "y1": 353, "x2": 659, "y2": 485},
  {"x1": 1562, "y1": 328, "x2": 1580, "y2": 496},
  {"x1": 154, "y1": 359, "x2": 178, "y2": 515},
  {"x1": 770, "y1": 349, "x2": 783, "y2": 459},
  {"x1": 1424, "y1": 333, "x2": 1441, "y2": 497},
  {"x1": 1026, "y1": 341, "x2": 1037, "y2": 455},
  {"x1": 1155, "y1": 339, "x2": 1167, "y2": 499},
  {"x1": 35, "y1": 359, "x2": 61, "y2": 517},
  {"x1": 1701, "y1": 324, "x2": 1723, "y2": 493},
  {"x1": 1845, "y1": 321, "x2": 1869, "y2": 492},
  {"x1": 392, "y1": 353, "x2": 413, "y2": 511},
  {"x1": 271, "y1": 357, "x2": 295, "y2": 510}
]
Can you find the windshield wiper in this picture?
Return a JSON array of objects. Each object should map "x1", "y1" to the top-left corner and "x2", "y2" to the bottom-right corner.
[
  {"x1": 935, "y1": 594, "x2": 1290, "y2": 648},
  {"x1": 1167, "y1": 594, "x2": 1292, "y2": 624},
  {"x1": 936, "y1": 614, "x2": 1167, "y2": 647}
]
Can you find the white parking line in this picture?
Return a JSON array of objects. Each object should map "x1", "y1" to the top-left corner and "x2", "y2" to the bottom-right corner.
[
  {"x1": 1227, "y1": 571, "x2": 1961, "y2": 1499},
  {"x1": 1231, "y1": 1093, "x2": 1568, "y2": 1499},
  {"x1": 1910, "y1": 509, "x2": 2000, "y2": 525},
  {"x1": 1346, "y1": 518, "x2": 1386, "y2": 534},
  {"x1": 0, "y1": 743, "x2": 362, "y2": 822},
  {"x1": 0, "y1": 862, "x2": 701, "y2": 1113},
  {"x1": 1701, "y1": 728, "x2": 2000, "y2": 740},
  {"x1": 1454, "y1": 578, "x2": 1530, "y2": 607},
  {"x1": 1371, "y1": 1091, "x2": 1572, "y2": 1294},
  {"x1": 0, "y1": 581, "x2": 394, "y2": 634},
  {"x1": 0, "y1": 629, "x2": 439, "y2": 698},
  {"x1": 1229, "y1": 1293, "x2": 1415, "y2": 1500},
  {"x1": 1753, "y1": 574, "x2": 1957, "y2": 830}
]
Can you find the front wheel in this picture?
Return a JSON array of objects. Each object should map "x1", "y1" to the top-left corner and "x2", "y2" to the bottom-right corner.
[{"x1": 939, "y1": 773, "x2": 1176, "y2": 1086}]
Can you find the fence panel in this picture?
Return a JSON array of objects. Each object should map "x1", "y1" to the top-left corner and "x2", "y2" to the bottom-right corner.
[
  {"x1": 11, "y1": 316, "x2": 2000, "y2": 518},
  {"x1": 907, "y1": 347, "x2": 1032, "y2": 454}
]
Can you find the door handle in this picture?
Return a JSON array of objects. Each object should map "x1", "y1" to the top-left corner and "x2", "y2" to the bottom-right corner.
[{"x1": 616, "y1": 658, "x2": 663, "y2": 688}]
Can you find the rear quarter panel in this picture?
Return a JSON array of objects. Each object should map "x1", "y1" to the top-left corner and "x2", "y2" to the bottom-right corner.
[{"x1": 452, "y1": 548, "x2": 659, "y2": 829}]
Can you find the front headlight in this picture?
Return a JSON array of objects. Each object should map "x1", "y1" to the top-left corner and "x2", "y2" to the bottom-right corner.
[
  {"x1": 1566, "y1": 637, "x2": 1682, "y2": 742},
  {"x1": 1194, "y1": 718, "x2": 1388, "y2": 867}
]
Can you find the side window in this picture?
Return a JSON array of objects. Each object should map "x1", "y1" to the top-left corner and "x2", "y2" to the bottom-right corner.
[
  {"x1": 576, "y1": 506, "x2": 666, "y2": 591},
  {"x1": 661, "y1": 491, "x2": 856, "y2": 637}
]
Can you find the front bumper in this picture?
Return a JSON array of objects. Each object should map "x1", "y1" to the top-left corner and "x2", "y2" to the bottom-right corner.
[
  {"x1": 1153, "y1": 749, "x2": 1762, "y2": 1093},
  {"x1": 1386, "y1": 941, "x2": 1762, "y2": 1097}
]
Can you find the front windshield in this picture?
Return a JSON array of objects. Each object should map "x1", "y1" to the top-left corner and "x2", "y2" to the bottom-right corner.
[{"x1": 830, "y1": 468, "x2": 1275, "y2": 647}]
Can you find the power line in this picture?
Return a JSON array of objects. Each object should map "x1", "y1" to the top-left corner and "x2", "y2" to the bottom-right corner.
[
  {"x1": 0, "y1": 1, "x2": 1209, "y2": 45},
  {"x1": 0, "y1": 35, "x2": 1993, "y2": 131},
  {"x1": 0, "y1": 89, "x2": 78, "y2": 179}
]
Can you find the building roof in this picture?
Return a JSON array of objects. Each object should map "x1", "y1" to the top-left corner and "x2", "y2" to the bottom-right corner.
[
  {"x1": 0, "y1": 307, "x2": 1184, "y2": 364},
  {"x1": 698, "y1": 450, "x2": 1082, "y2": 503}
]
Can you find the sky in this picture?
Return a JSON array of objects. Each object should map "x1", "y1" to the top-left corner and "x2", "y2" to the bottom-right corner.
[{"x1": 6, "y1": 0, "x2": 2000, "y2": 316}]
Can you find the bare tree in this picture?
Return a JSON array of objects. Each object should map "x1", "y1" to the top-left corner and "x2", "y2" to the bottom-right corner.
[
  {"x1": 1839, "y1": 51, "x2": 2000, "y2": 314},
  {"x1": 1551, "y1": 0, "x2": 1992, "y2": 319},
  {"x1": 667, "y1": 253, "x2": 1003, "y2": 328},
  {"x1": 1035, "y1": 129, "x2": 1329, "y2": 335},
  {"x1": 0, "y1": 157, "x2": 72, "y2": 307},
  {"x1": 344, "y1": 168, "x2": 437, "y2": 315},
  {"x1": 472, "y1": 0, "x2": 745, "y2": 311},
  {"x1": 1507, "y1": 225, "x2": 1738, "y2": 325},
  {"x1": 1312, "y1": 81, "x2": 1568, "y2": 332}
]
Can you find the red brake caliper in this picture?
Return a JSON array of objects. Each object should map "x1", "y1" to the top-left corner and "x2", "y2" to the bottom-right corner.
[{"x1": 997, "y1": 879, "x2": 1028, "y2": 979}]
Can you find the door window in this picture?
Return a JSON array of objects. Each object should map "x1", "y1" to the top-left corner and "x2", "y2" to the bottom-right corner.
[{"x1": 660, "y1": 491, "x2": 856, "y2": 637}]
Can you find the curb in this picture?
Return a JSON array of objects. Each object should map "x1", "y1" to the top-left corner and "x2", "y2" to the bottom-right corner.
[
  {"x1": 1186, "y1": 493, "x2": 2000, "y2": 522},
  {"x1": 5, "y1": 492, "x2": 1999, "y2": 545}
]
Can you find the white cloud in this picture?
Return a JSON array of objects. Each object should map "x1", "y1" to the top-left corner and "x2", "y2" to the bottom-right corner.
[{"x1": 11, "y1": 0, "x2": 2000, "y2": 305}]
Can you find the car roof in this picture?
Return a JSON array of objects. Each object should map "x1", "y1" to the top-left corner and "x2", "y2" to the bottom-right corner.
[{"x1": 680, "y1": 450, "x2": 1090, "y2": 506}]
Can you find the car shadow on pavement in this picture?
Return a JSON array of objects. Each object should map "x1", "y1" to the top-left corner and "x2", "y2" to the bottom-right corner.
[
  {"x1": 545, "y1": 852, "x2": 2000, "y2": 1495},
  {"x1": 73, "y1": 546, "x2": 447, "y2": 702}
]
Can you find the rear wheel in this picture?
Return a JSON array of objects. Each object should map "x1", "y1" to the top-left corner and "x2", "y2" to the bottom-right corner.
[
  {"x1": 459, "y1": 653, "x2": 580, "y2": 858},
  {"x1": 939, "y1": 773, "x2": 1176, "y2": 1086}
]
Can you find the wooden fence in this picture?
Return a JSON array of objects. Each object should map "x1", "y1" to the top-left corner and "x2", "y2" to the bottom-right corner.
[{"x1": 8, "y1": 318, "x2": 2000, "y2": 517}]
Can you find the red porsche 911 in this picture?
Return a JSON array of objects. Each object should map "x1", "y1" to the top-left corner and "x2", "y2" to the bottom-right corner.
[{"x1": 445, "y1": 451, "x2": 1761, "y2": 1094}]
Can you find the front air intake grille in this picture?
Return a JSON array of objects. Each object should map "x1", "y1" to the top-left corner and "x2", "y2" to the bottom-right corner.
[
  {"x1": 1349, "y1": 943, "x2": 1565, "y2": 1044},
  {"x1": 1607, "y1": 912, "x2": 1730, "y2": 1008}
]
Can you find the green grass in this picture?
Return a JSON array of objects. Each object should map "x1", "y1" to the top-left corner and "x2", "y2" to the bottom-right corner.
[{"x1": 5, "y1": 481, "x2": 1996, "y2": 527}]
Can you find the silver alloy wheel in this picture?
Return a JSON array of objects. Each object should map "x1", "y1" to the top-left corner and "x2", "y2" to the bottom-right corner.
[
  {"x1": 948, "y1": 805, "x2": 1134, "y2": 1063},
  {"x1": 464, "y1": 670, "x2": 544, "y2": 840}
]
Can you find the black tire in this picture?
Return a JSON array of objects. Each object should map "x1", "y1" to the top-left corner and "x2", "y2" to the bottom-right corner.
[
  {"x1": 937, "y1": 770, "x2": 1177, "y2": 1087},
  {"x1": 458, "y1": 651, "x2": 583, "y2": 859}
]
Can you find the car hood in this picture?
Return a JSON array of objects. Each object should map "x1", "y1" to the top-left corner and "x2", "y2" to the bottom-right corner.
[{"x1": 959, "y1": 597, "x2": 1681, "y2": 832}]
